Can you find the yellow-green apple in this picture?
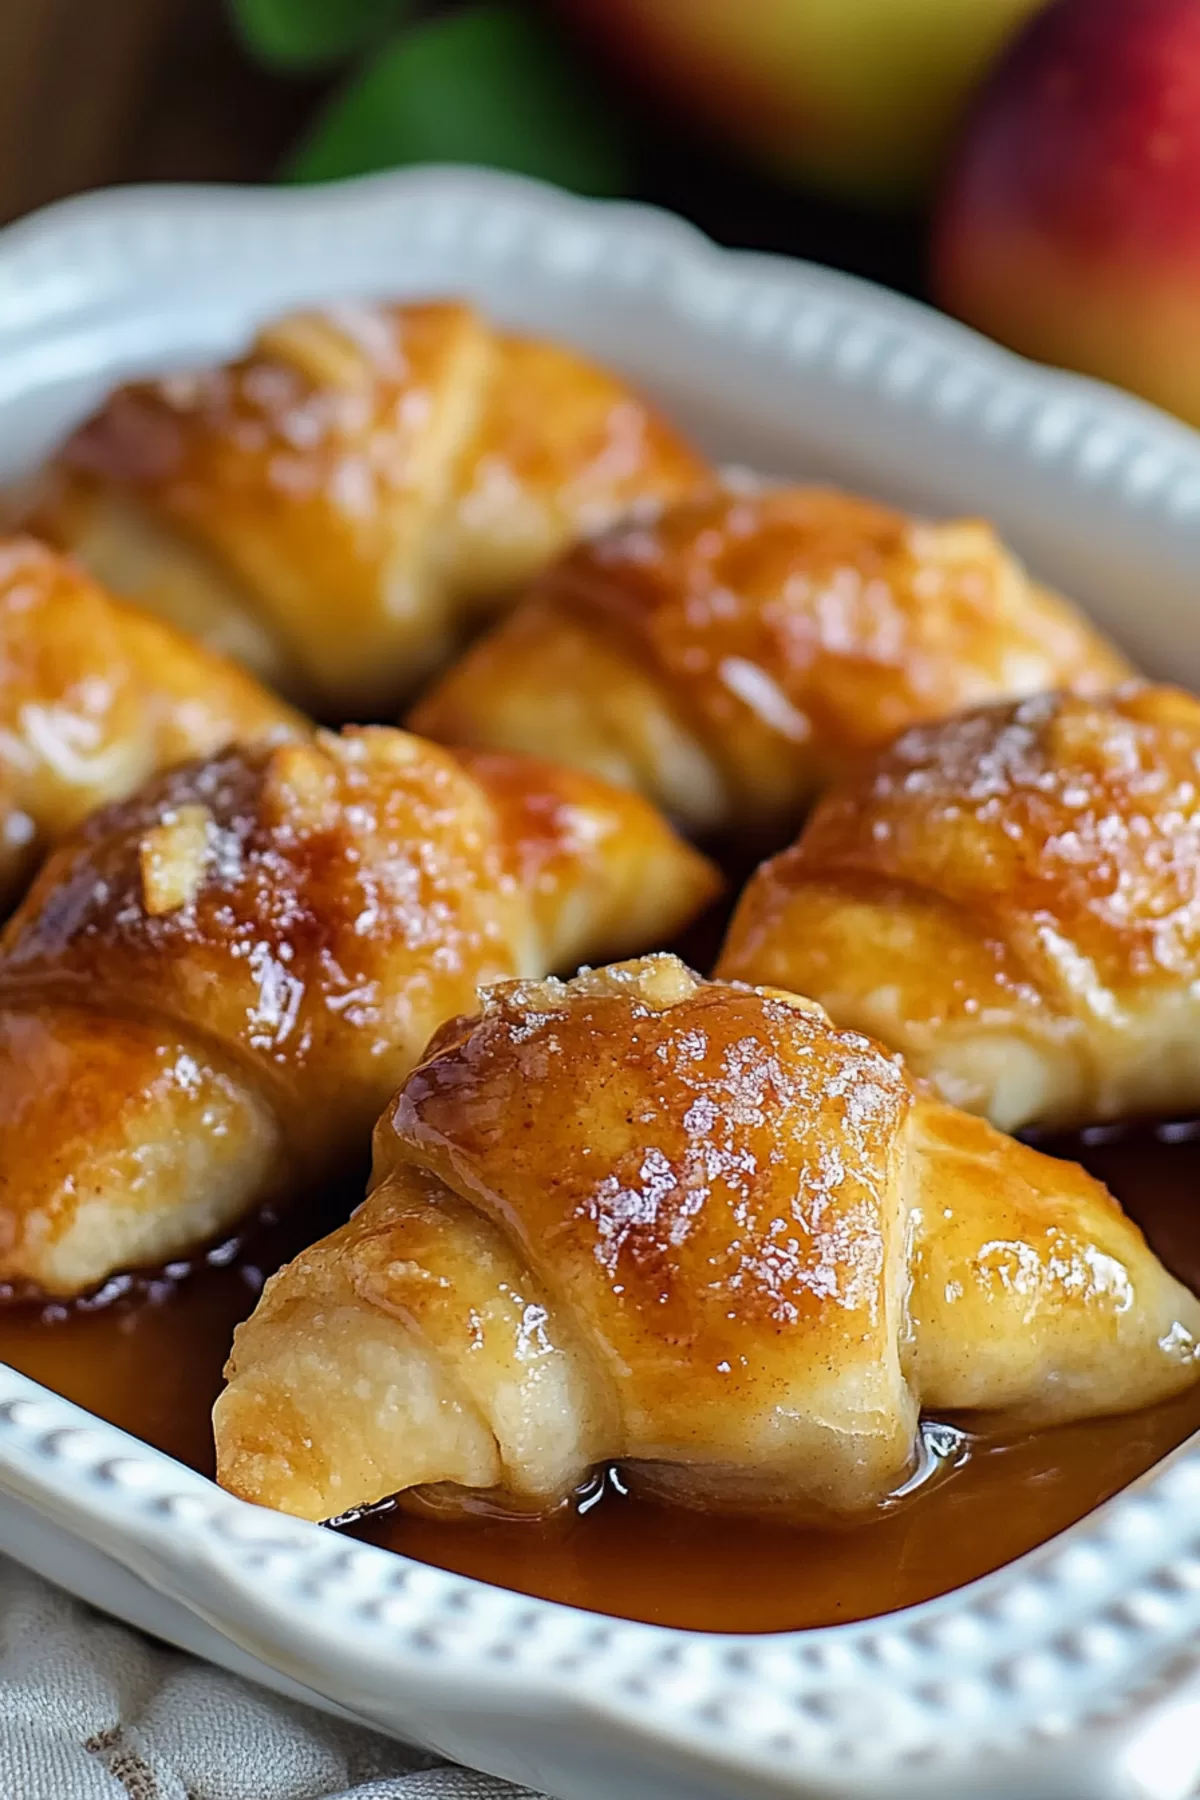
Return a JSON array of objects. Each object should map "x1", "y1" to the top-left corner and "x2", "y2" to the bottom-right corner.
[
  {"x1": 934, "y1": 0, "x2": 1200, "y2": 426},
  {"x1": 556, "y1": 0, "x2": 1047, "y2": 201}
]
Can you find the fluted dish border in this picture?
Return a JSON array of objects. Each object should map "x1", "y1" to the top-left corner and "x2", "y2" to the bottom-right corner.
[{"x1": 0, "y1": 165, "x2": 1198, "y2": 1800}]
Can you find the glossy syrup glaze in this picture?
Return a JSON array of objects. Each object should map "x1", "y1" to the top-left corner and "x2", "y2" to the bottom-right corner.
[{"x1": 0, "y1": 1119, "x2": 1197, "y2": 1632}]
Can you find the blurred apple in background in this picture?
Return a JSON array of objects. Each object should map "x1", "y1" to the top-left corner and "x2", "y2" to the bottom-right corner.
[
  {"x1": 934, "y1": 0, "x2": 1200, "y2": 427},
  {"x1": 555, "y1": 0, "x2": 1047, "y2": 202}
]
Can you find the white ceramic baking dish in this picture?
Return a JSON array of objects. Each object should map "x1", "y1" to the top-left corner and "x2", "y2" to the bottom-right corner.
[{"x1": 1, "y1": 165, "x2": 1200, "y2": 1800}]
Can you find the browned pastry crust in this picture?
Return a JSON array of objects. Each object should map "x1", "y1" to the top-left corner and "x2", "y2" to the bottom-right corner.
[
  {"x1": 23, "y1": 301, "x2": 710, "y2": 716},
  {"x1": 0, "y1": 735, "x2": 717, "y2": 1296},
  {"x1": 411, "y1": 484, "x2": 1133, "y2": 841},
  {"x1": 0, "y1": 536, "x2": 300, "y2": 911},
  {"x1": 214, "y1": 956, "x2": 1199, "y2": 1525},
  {"x1": 718, "y1": 684, "x2": 1200, "y2": 1131}
]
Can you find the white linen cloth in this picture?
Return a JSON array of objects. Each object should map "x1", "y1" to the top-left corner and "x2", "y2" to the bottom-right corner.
[{"x1": 0, "y1": 1560, "x2": 539, "y2": 1800}]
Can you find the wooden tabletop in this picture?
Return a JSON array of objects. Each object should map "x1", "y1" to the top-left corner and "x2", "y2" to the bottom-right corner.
[{"x1": 0, "y1": 0, "x2": 315, "y2": 223}]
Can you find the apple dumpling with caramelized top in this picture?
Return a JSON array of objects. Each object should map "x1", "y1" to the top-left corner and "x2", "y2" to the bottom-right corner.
[
  {"x1": 214, "y1": 957, "x2": 1199, "y2": 1525},
  {"x1": 412, "y1": 483, "x2": 1132, "y2": 843},
  {"x1": 23, "y1": 300, "x2": 710, "y2": 717},
  {"x1": 0, "y1": 737, "x2": 715, "y2": 1297},
  {"x1": 720, "y1": 684, "x2": 1200, "y2": 1133}
]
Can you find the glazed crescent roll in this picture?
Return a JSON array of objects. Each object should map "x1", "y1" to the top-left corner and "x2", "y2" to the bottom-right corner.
[
  {"x1": 719, "y1": 684, "x2": 1200, "y2": 1133},
  {"x1": 22, "y1": 301, "x2": 710, "y2": 716},
  {"x1": 410, "y1": 484, "x2": 1132, "y2": 842},
  {"x1": 0, "y1": 536, "x2": 300, "y2": 911},
  {"x1": 0, "y1": 734, "x2": 716, "y2": 1297},
  {"x1": 214, "y1": 957, "x2": 1199, "y2": 1525}
]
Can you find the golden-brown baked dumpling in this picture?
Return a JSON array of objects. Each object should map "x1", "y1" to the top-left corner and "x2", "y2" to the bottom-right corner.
[
  {"x1": 23, "y1": 301, "x2": 710, "y2": 716},
  {"x1": 0, "y1": 536, "x2": 300, "y2": 911},
  {"x1": 214, "y1": 957, "x2": 1198, "y2": 1525},
  {"x1": 719, "y1": 684, "x2": 1200, "y2": 1132},
  {"x1": 411, "y1": 484, "x2": 1132, "y2": 842},
  {"x1": 0, "y1": 737, "x2": 716, "y2": 1297}
]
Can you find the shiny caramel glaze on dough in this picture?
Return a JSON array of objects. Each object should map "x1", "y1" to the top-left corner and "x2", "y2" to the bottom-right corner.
[
  {"x1": 411, "y1": 484, "x2": 1132, "y2": 841},
  {"x1": 719, "y1": 684, "x2": 1200, "y2": 1132},
  {"x1": 0, "y1": 536, "x2": 299, "y2": 910},
  {"x1": 0, "y1": 735, "x2": 716, "y2": 1296},
  {"x1": 24, "y1": 302, "x2": 710, "y2": 716},
  {"x1": 214, "y1": 956, "x2": 1199, "y2": 1525}
]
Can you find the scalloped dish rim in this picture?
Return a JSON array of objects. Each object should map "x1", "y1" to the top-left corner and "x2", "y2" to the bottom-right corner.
[{"x1": 0, "y1": 166, "x2": 1197, "y2": 1800}]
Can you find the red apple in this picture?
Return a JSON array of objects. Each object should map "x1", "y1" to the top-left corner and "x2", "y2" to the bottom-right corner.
[
  {"x1": 934, "y1": 0, "x2": 1200, "y2": 427},
  {"x1": 556, "y1": 0, "x2": 1046, "y2": 202}
]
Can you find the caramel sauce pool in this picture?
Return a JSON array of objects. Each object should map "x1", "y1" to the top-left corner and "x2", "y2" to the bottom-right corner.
[{"x1": 0, "y1": 1125, "x2": 1198, "y2": 1634}]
